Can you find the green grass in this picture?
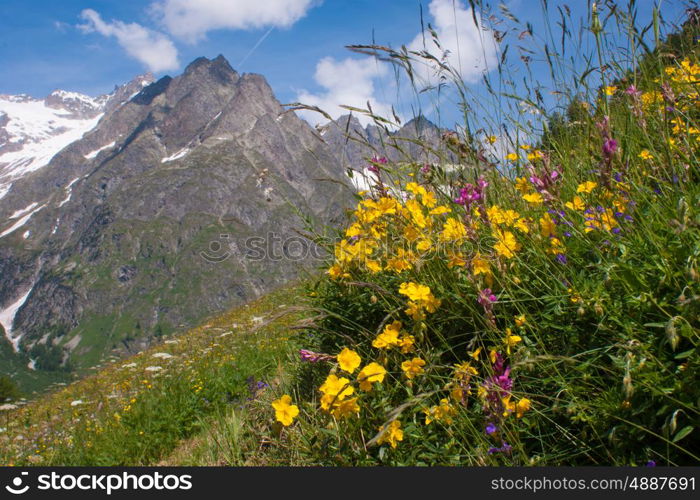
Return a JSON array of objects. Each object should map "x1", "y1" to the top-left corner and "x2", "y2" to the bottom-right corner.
[{"x1": 0, "y1": 284, "x2": 306, "y2": 466}]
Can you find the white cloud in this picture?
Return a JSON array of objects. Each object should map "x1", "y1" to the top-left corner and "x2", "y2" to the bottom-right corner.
[
  {"x1": 151, "y1": 0, "x2": 317, "y2": 43},
  {"x1": 296, "y1": 0, "x2": 498, "y2": 127},
  {"x1": 295, "y1": 57, "x2": 394, "y2": 127},
  {"x1": 408, "y1": 0, "x2": 498, "y2": 84},
  {"x1": 78, "y1": 9, "x2": 180, "y2": 73}
]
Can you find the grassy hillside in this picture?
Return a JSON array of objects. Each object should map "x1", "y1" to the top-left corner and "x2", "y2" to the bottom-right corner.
[{"x1": 0, "y1": 284, "x2": 306, "y2": 465}]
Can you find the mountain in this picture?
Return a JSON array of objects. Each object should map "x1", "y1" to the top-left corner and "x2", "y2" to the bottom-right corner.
[
  {"x1": 317, "y1": 114, "x2": 454, "y2": 185},
  {"x1": 0, "y1": 55, "x2": 352, "y2": 391},
  {"x1": 0, "y1": 74, "x2": 154, "y2": 200}
]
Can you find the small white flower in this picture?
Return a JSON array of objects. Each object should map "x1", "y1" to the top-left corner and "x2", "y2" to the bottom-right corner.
[
  {"x1": 145, "y1": 366, "x2": 162, "y2": 372},
  {"x1": 152, "y1": 352, "x2": 174, "y2": 359},
  {"x1": 70, "y1": 400, "x2": 84, "y2": 407}
]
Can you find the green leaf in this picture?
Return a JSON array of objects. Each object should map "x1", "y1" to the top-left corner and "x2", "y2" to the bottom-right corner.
[
  {"x1": 673, "y1": 426, "x2": 694, "y2": 443},
  {"x1": 674, "y1": 349, "x2": 694, "y2": 360}
]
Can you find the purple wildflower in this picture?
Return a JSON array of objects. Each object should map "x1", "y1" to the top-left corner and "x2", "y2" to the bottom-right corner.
[
  {"x1": 478, "y1": 288, "x2": 498, "y2": 307},
  {"x1": 454, "y1": 177, "x2": 488, "y2": 209},
  {"x1": 246, "y1": 376, "x2": 269, "y2": 401},
  {"x1": 556, "y1": 254, "x2": 568, "y2": 264},
  {"x1": 488, "y1": 442, "x2": 513, "y2": 455},
  {"x1": 624, "y1": 85, "x2": 641, "y2": 97},
  {"x1": 603, "y1": 138, "x2": 618, "y2": 157},
  {"x1": 486, "y1": 423, "x2": 498, "y2": 435},
  {"x1": 299, "y1": 349, "x2": 334, "y2": 363},
  {"x1": 367, "y1": 156, "x2": 387, "y2": 174}
]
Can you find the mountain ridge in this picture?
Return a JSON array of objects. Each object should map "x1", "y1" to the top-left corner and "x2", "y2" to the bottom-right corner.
[{"x1": 0, "y1": 55, "x2": 353, "y2": 392}]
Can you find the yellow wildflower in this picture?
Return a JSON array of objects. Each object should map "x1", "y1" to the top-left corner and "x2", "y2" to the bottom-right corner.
[
  {"x1": 365, "y1": 259, "x2": 382, "y2": 274},
  {"x1": 576, "y1": 181, "x2": 597, "y2": 194},
  {"x1": 421, "y1": 191, "x2": 437, "y2": 208},
  {"x1": 386, "y1": 257, "x2": 412, "y2": 273},
  {"x1": 493, "y1": 230, "x2": 521, "y2": 259},
  {"x1": 424, "y1": 398, "x2": 457, "y2": 425},
  {"x1": 398, "y1": 334, "x2": 415, "y2": 354},
  {"x1": 440, "y1": 218, "x2": 467, "y2": 242},
  {"x1": 337, "y1": 348, "x2": 361, "y2": 373},
  {"x1": 358, "y1": 362, "x2": 387, "y2": 391},
  {"x1": 504, "y1": 328, "x2": 522, "y2": 355},
  {"x1": 327, "y1": 264, "x2": 343, "y2": 279},
  {"x1": 522, "y1": 192, "x2": 544, "y2": 204},
  {"x1": 401, "y1": 357, "x2": 426, "y2": 379},
  {"x1": 331, "y1": 397, "x2": 360, "y2": 419},
  {"x1": 472, "y1": 253, "x2": 491, "y2": 276},
  {"x1": 271, "y1": 395, "x2": 299, "y2": 426},
  {"x1": 405, "y1": 302, "x2": 426, "y2": 321},
  {"x1": 515, "y1": 177, "x2": 531, "y2": 194},
  {"x1": 638, "y1": 150, "x2": 653, "y2": 160},
  {"x1": 399, "y1": 282, "x2": 433, "y2": 302},
  {"x1": 403, "y1": 224, "x2": 421, "y2": 242},
  {"x1": 516, "y1": 398, "x2": 531, "y2": 418},
  {"x1": 372, "y1": 321, "x2": 402, "y2": 349},
  {"x1": 406, "y1": 199, "x2": 428, "y2": 229},
  {"x1": 430, "y1": 205, "x2": 451, "y2": 215},
  {"x1": 447, "y1": 251, "x2": 467, "y2": 268},
  {"x1": 406, "y1": 182, "x2": 427, "y2": 197},
  {"x1": 377, "y1": 420, "x2": 403, "y2": 448},
  {"x1": 514, "y1": 218, "x2": 530, "y2": 233},
  {"x1": 565, "y1": 196, "x2": 586, "y2": 211},
  {"x1": 319, "y1": 374, "x2": 355, "y2": 400},
  {"x1": 539, "y1": 213, "x2": 556, "y2": 237}
]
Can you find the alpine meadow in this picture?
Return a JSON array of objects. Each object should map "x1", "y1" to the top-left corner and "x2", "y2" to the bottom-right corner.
[{"x1": 0, "y1": 0, "x2": 698, "y2": 468}]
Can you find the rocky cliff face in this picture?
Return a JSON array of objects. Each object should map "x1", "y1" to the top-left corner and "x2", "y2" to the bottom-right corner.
[
  {"x1": 0, "y1": 56, "x2": 352, "y2": 383},
  {"x1": 318, "y1": 114, "x2": 453, "y2": 176}
]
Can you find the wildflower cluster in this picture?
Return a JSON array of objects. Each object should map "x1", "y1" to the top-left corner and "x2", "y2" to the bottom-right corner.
[{"x1": 289, "y1": 36, "x2": 700, "y2": 464}]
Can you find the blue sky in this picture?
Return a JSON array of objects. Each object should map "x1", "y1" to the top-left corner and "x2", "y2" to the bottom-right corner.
[{"x1": 0, "y1": 1, "x2": 690, "y2": 128}]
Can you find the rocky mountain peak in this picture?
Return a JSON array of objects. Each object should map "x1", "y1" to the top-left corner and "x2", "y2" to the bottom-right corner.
[
  {"x1": 44, "y1": 90, "x2": 103, "y2": 120},
  {"x1": 181, "y1": 55, "x2": 239, "y2": 85}
]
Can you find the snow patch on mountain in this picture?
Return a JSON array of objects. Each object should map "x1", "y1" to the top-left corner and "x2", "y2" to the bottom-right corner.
[
  {"x1": 0, "y1": 92, "x2": 105, "y2": 197},
  {"x1": 0, "y1": 286, "x2": 34, "y2": 352},
  {"x1": 58, "y1": 177, "x2": 80, "y2": 207},
  {"x1": 9, "y1": 201, "x2": 39, "y2": 219},
  {"x1": 0, "y1": 203, "x2": 46, "y2": 238},
  {"x1": 162, "y1": 148, "x2": 190, "y2": 163},
  {"x1": 84, "y1": 141, "x2": 116, "y2": 159}
]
